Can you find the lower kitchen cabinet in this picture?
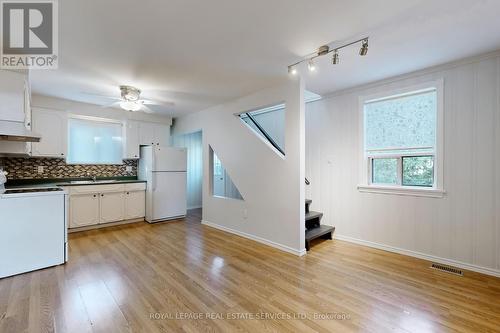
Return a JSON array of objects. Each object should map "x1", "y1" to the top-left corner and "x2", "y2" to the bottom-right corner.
[
  {"x1": 66, "y1": 183, "x2": 146, "y2": 229},
  {"x1": 125, "y1": 190, "x2": 146, "y2": 219},
  {"x1": 69, "y1": 193, "x2": 100, "y2": 228},
  {"x1": 99, "y1": 192, "x2": 125, "y2": 223}
]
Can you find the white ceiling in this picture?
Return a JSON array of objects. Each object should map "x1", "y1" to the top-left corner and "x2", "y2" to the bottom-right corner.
[{"x1": 30, "y1": 0, "x2": 500, "y2": 117}]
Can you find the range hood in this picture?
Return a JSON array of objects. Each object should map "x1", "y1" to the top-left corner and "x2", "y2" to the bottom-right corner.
[{"x1": 0, "y1": 121, "x2": 40, "y2": 142}]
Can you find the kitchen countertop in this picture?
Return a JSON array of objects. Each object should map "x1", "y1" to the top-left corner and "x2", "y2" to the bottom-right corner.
[{"x1": 5, "y1": 177, "x2": 146, "y2": 189}]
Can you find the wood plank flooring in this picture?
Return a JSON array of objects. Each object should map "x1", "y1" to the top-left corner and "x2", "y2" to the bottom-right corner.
[{"x1": 1, "y1": 209, "x2": 500, "y2": 333}]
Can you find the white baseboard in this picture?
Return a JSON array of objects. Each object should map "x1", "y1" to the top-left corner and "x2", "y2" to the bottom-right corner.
[
  {"x1": 187, "y1": 205, "x2": 202, "y2": 210},
  {"x1": 335, "y1": 234, "x2": 500, "y2": 278},
  {"x1": 201, "y1": 220, "x2": 306, "y2": 257}
]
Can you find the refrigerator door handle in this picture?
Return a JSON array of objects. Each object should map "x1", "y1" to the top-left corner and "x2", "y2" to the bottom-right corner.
[{"x1": 152, "y1": 172, "x2": 156, "y2": 192}]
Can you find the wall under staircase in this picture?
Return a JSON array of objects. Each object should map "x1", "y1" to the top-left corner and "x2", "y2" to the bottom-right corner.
[{"x1": 173, "y1": 80, "x2": 307, "y2": 255}]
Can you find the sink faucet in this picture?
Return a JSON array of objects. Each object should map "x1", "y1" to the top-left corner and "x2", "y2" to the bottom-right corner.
[{"x1": 86, "y1": 172, "x2": 97, "y2": 182}]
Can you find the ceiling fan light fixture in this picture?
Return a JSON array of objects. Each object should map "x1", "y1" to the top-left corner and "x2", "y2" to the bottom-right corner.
[
  {"x1": 120, "y1": 100, "x2": 142, "y2": 112},
  {"x1": 120, "y1": 85, "x2": 141, "y2": 101}
]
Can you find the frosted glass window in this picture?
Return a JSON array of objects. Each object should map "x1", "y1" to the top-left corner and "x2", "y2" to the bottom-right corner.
[
  {"x1": 365, "y1": 90, "x2": 436, "y2": 154},
  {"x1": 363, "y1": 88, "x2": 438, "y2": 188},
  {"x1": 67, "y1": 118, "x2": 123, "y2": 164}
]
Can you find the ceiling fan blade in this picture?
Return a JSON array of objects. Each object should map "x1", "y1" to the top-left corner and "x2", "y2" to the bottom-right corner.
[
  {"x1": 139, "y1": 104, "x2": 154, "y2": 114},
  {"x1": 81, "y1": 92, "x2": 121, "y2": 100},
  {"x1": 141, "y1": 99, "x2": 175, "y2": 107},
  {"x1": 101, "y1": 101, "x2": 121, "y2": 108}
]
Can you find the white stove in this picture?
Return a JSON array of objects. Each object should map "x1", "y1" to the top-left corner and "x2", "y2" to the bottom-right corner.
[{"x1": 0, "y1": 186, "x2": 68, "y2": 278}]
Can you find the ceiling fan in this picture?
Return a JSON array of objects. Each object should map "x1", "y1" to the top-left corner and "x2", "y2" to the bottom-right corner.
[{"x1": 97, "y1": 85, "x2": 174, "y2": 113}]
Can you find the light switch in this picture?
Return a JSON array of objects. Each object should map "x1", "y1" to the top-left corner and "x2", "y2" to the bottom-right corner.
[
  {"x1": 37, "y1": 166, "x2": 44, "y2": 174},
  {"x1": 125, "y1": 166, "x2": 132, "y2": 172}
]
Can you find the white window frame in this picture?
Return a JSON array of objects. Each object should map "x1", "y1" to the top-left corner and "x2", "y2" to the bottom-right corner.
[{"x1": 357, "y1": 80, "x2": 445, "y2": 198}]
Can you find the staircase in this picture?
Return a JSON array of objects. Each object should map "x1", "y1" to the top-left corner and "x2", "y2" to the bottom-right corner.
[{"x1": 305, "y1": 199, "x2": 335, "y2": 251}]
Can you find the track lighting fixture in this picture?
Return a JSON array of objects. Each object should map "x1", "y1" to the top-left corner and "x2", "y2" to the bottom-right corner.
[
  {"x1": 332, "y1": 50, "x2": 339, "y2": 65},
  {"x1": 359, "y1": 39, "x2": 368, "y2": 56},
  {"x1": 287, "y1": 37, "x2": 369, "y2": 75}
]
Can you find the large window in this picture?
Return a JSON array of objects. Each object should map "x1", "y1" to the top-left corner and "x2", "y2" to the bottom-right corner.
[
  {"x1": 67, "y1": 116, "x2": 123, "y2": 164},
  {"x1": 360, "y1": 81, "x2": 444, "y2": 196}
]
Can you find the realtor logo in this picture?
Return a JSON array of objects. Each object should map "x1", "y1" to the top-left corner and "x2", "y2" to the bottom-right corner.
[{"x1": 1, "y1": 0, "x2": 58, "y2": 69}]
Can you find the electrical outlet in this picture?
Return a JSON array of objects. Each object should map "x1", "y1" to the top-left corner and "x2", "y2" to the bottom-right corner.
[
  {"x1": 125, "y1": 166, "x2": 132, "y2": 172},
  {"x1": 243, "y1": 208, "x2": 248, "y2": 219},
  {"x1": 37, "y1": 166, "x2": 44, "y2": 174}
]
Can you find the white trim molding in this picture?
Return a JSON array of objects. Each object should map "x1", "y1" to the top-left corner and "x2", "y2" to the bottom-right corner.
[
  {"x1": 335, "y1": 234, "x2": 500, "y2": 278},
  {"x1": 202, "y1": 220, "x2": 306, "y2": 257},
  {"x1": 357, "y1": 184, "x2": 446, "y2": 198}
]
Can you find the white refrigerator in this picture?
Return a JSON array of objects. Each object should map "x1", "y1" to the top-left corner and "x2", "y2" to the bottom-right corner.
[{"x1": 139, "y1": 146, "x2": 187, "y2": 223}]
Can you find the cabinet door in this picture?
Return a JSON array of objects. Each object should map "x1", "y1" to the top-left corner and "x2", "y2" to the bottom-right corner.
[
  {"x1": 0, "y1": 70, "x2": 25, "y2": 122},
  {"x1": 124, "y1": 120, "x2": 140, "y2": 159},
  {"x1": 99, "y1": 192, "x2": 125, "y2": 223},
  {"x1": 31, "y1": 108, "x2": 67, "y2": 157},
  {"x1": 154, "y1": 124, "x2": 170, "y2": 146},
  {"x1": 69, "y1": 194, "x2": 100, "y2": 228},
  {"x1": 124, "y1": 190, "x2": 145, "y2": 219},
  {"x1": 139, "y1": 122, "x2": 155, "y2": 146}
]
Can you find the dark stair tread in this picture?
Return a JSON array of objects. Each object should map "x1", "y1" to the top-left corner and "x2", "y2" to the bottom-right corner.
[
  {"x1": 305, "y1": 225, "x2": 335, "y2": 241},
  {"x1": 305, "y1": 211, "x2": 323, "y2": 221}
]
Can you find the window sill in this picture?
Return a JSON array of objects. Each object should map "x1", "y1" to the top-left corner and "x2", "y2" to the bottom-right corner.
[{"x1": 357, "y1": 185, "x2": 446, "y2": 198}]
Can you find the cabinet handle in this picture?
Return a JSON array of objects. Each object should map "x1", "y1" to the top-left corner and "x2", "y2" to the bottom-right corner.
[
  {"x1": 93, "y1": 194, "x2": 96, "y2": 198},
  {"x1": 126, "y1": 192, "x2": 130, "y2": 195},
  {"x1": 61, "y1": 153, "x2": 64, "y2": 156},
  {"x1": 101, "y1": 194, "x2": 104, "y2": 197}
]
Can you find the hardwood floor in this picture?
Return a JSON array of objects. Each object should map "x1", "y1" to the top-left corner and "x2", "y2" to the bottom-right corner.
[{"x1": 1, "y1": 209, "x2": 500, "y2": 333}]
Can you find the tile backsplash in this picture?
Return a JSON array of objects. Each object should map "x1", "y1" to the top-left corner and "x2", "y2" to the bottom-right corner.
[{"x1": 0, "y1": 157, "x2": 137, "y2": 180}]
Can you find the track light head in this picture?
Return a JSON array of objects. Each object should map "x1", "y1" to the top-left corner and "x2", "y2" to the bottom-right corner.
[
  {"x1": 359, "y1": 39, "x2": 368, "y2": 56},
  {"x1": 332, "y1": 50, "x2": 339, "y2": 65},
  {"x1": 308, "y1": 59, "x2": 316, "y2": 72},
  {"x1": 288, "y1": 65, "x2": 298, "y2": 75}
]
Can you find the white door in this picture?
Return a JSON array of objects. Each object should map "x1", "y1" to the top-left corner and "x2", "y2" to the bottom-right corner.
[
  {"x1": 153, "y1": 146, "x2": 187, "y2": 171},
  {"x1": 124, "y1": 120, "x2": 140, "y2": 159},
  {"x1": 99, "y1": 192, "x2": 125, "y2": 223},
  {"x1": 70, "y1": 193, "x2": 100, "y2": 228},
  {"x1": 31, "y1": 108, "x2": 67, "y2": 157},
  {"x1": 152, "y1": 172, "x2": 187, "y2": 220},
  {"x1": 125, "y1": 190, "x2": 145, "y2": 219}
]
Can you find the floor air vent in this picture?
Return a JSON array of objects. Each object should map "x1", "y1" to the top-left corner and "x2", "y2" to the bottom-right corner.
[{"x1": 431, "y1": 263, "x2": 463, "y2": 276}]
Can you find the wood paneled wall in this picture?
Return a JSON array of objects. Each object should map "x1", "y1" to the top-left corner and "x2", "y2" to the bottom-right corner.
[{"x1": 305, "y1": 52, "x2": 500, "y2": 276}]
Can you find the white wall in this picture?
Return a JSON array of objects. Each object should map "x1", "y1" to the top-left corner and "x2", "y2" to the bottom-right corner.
[
  {"x1": 32, "y1": 94, "x2": 172, "y2": 126},
  {"x1": 173, "y1": 79, "x2": 306, "y2": 255},
  {"x1": 172, "y1": 131, "x2": 203, "y2": 209},
  {"x1": 305, "y1": 51, "x2": 500, "y2": 277}
]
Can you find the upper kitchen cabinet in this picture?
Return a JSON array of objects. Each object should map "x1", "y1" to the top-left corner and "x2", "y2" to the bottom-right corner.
[
  {"x1": 0, "y1": 70, "x2": 27, "y2": 123},
  {"x1": 154, "y1": 123, "x2": 170, "y2": 146},
  {"x1": 139, "y1": 122, "x2": 170, "y2": 146},
  {"x1": 124, "y1": 120, "x2": 140, "y2": 159},
  {"x1": 31, "y1": 108, "x2": 67, "y2": 158}
]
